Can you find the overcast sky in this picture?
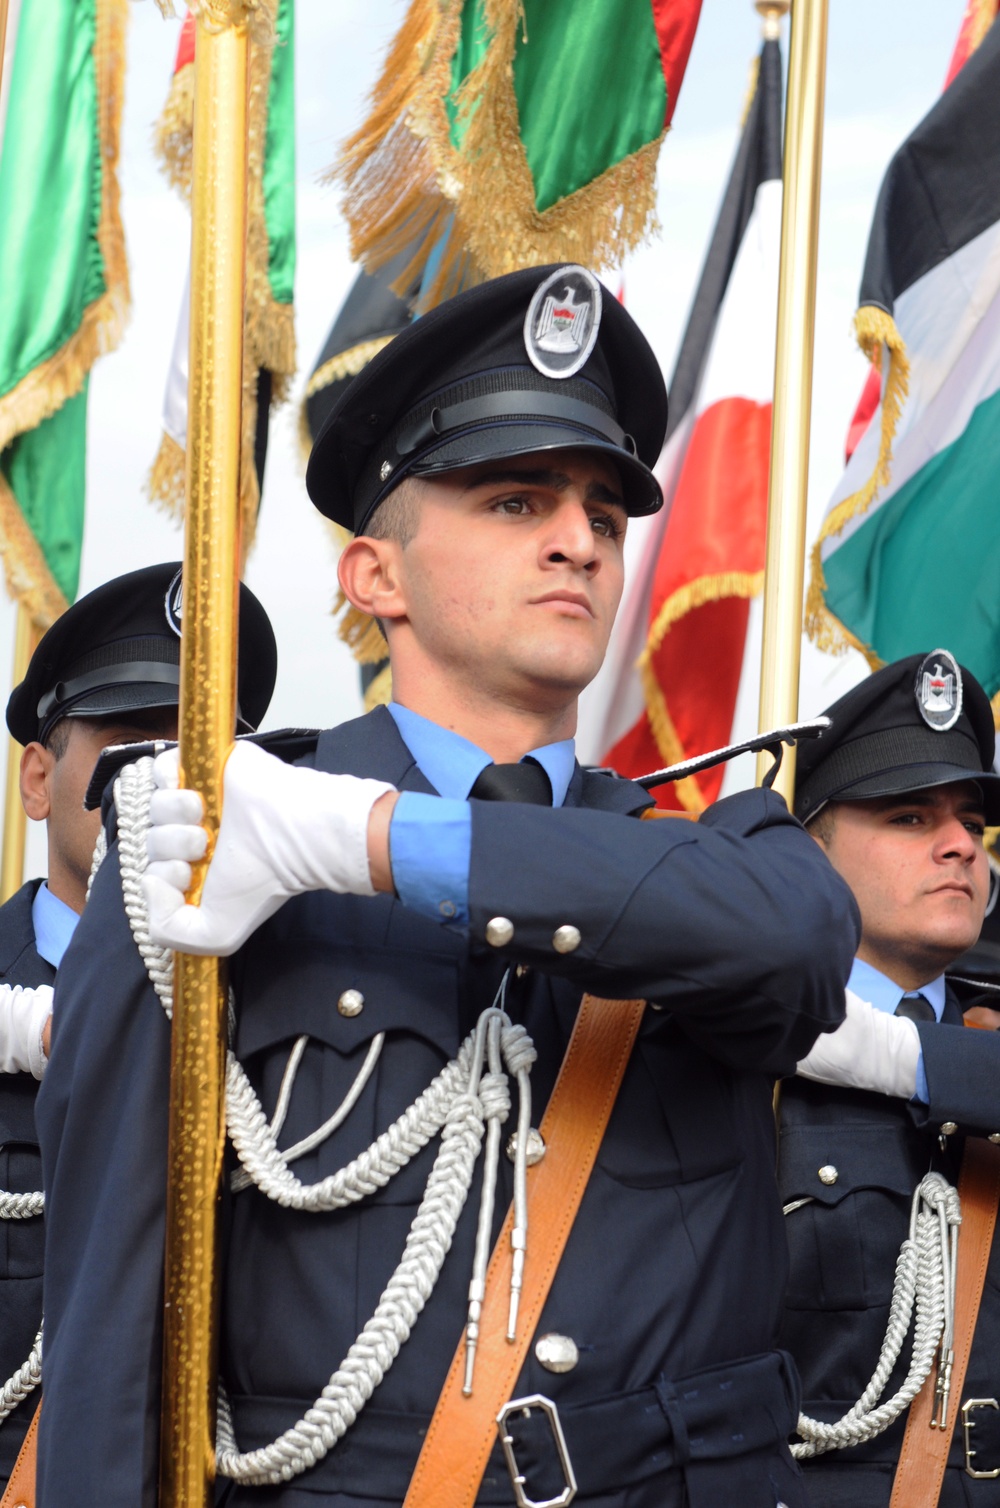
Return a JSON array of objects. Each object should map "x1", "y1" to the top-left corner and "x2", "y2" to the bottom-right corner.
[{"x1": 0, "y1": 0, "x2": 971, "y2": 871}]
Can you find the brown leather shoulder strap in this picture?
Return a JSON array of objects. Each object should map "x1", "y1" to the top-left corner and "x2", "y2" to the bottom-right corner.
[
  {"x1": 889, "y1": 1135, "x2": 1000, "y2": 1508},
  {"x1": 403, "y1": 993, "x2": 646, "y2": 1508},
  {"x1": 0, "y1": 1397, "x2": 41, "y2": 1508}
]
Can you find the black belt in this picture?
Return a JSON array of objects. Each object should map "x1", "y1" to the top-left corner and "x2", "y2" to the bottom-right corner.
[{"x1": 227, "y1": 1349, "x2": 802, "y2": 1503}]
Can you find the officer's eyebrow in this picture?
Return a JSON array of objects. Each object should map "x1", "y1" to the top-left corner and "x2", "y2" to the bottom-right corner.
[{"x1": 462, "y1": 468, "x2": 625, "y2": 508}]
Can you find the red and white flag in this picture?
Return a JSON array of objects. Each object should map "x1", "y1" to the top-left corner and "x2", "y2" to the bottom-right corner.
[{"x1": 582, "y1": 31, "x2": 783, "y2": 810}]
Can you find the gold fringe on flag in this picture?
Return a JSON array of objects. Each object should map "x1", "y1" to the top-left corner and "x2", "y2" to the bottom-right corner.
[
  {"x1": 0, "y1": 0, "x2": 130, "y2": 627},
  {"x1": 970, "y1": 0, "x2": 999, "y2": 51},
  {"x1": 153, "y1": 0, "x2": 274, "y2": 42},
  {"x1": 333, "y1": 590, "x2": 389, "y2": 665},
  {"x1": 637, "y1": 570, "x2": 764, "y2": 814},
  {"x1": 363, "y1": 662, "x2": 393, "y2": 711},
  {"x1": 152, "y1": 60, "x2": 195, "y2": 200},
  {"x1": 804, "y1": 305, "x2": 910, "y2": 657},
  {"x1": 147, "y1": 430, "x2": 187, "y2": 519},
  {"x1": 148, "y1": 0, "x2": 294, "y2": 541},
  {"x1": 335, "y1": 0, "x2": 663, "y2": 304},
  {"x1": 0, "y1": 474, "x2": 70, "y2": 630}
]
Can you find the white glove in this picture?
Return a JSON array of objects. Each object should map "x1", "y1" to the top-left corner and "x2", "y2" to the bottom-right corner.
[
  {"x1": 0, "y1": 984, "x2": 54, "y2": 1079},
  {"x1": 796, "y1": 987, "x2": 921, "y2": 1099},
  {"x1": 142, "y1": 743, "x2": 395, "y2": 956}
]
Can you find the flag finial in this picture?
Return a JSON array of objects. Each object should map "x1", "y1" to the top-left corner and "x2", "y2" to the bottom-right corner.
[{"x1": 756, "y1": 1, "x2": 790, "y2": 40}]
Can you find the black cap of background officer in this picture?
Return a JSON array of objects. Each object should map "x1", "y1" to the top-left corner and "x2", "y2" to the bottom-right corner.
[
  {"x1": 795, "y1": 649, "x2": 1000, "y2": 825},
  {"x1": 306, "y1": 264, "x2": 668, "y2": 533},
  {"x1": 6, "y1": 563, "x2": 278, "y2": 747}
]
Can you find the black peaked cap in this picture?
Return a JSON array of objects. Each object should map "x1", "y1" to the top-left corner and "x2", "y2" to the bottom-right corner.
[
  {"x1": 7, "y1": 562, "x2": 278, "y2": 746},
  {"x1": 795, "y1": 650, "x2": 1000, "y2": 824},
  {"x1": 306, "y1": 264, "x2": 668, "y2": 533}
]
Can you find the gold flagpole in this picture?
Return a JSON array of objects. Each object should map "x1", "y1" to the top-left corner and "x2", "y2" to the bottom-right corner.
[
  {"x1": 158, "y1": 8, "x2": 249, "y2": 1506},
  {"x1": 0, "y1": 606, "x2": 40, "y2": 903},
  {"x1": 755, "y1": 0, "x2": 828, "y2": 803}
]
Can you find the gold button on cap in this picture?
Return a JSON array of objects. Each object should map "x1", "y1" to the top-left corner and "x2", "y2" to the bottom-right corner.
[
  {"x1": 486, "y1": 916, "x2": 514, "y2": 948},
  {"x1": 818, "y1": 1165, "x2": 838, "y2": 1185},
  {"x1": 989, "y1": 1133, "x2": 1000, "y2": 1145},
  {"x1": 337, "y1": 989, "x2": 364, "y2": 1018},
  {"x1": 535, "y1": 1333, "x2": 579, "y2": 1373},
  {"x1": 940, "y1": 1121, "x2": 958, "y2": 1137},
  {"x1": 552, "y1": 924, "x2": 581, "y2": 954},
  {"x1": 506, "y1": 1128, "x2": 546, "y2": 1166}
]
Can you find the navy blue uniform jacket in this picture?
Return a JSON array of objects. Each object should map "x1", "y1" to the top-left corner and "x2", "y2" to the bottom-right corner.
[
  {"x1": 0, "y1": 880, "x2": 52, "y2": 1486},
  {"x1": 779, "y1": 981, "x2": 1000, "y2": 1506},
  {"x1": 37, "y1": 708, "x2": 859, "y2": 1508}
]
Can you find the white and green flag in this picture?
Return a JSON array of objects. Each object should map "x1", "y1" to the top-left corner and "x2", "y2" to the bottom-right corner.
[{"x1": 807, "y1": 19, "x2": 1000, "y2": 708}]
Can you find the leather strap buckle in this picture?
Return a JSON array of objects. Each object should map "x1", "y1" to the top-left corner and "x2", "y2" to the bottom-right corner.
[
  {"x1": 496, "y1": 1394, "x2": 578, "y2": 1508},
  {"x1": 962, "y1": 1397, "x2": 1000, "y2": 1478}
]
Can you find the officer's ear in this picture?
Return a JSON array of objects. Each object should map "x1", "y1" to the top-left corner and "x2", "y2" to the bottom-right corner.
[
  {"x1": 19, "y1": 741, "x2": 55, "y2": 823},
  {"x1": 337, "y1": 536, "x2": 409, "y2": 627}
]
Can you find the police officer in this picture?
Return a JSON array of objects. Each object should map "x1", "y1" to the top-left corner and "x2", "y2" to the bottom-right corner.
[
  {"x1": 0, "y1": 562, "x2": 276, "y2": 1488},
  {"x1": 37, "y1": 267, "x2": 858, "y2": 1508},
  {"x1": 779, "y1": 651, "x2": 1000, "y2": 1505}
]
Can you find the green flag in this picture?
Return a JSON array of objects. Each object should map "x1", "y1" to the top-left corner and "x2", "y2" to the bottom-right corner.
[{"x1": 0, "y1": 0, "x2": 129, "y2": 625}]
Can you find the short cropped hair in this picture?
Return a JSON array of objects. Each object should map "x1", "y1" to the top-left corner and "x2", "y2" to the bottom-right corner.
[
  {"x1": 805, "y1": 804, "x2": 838, "y2": 844},
  {"x1": 363, "y1": 474, "x2": 421, "y2": 548}
]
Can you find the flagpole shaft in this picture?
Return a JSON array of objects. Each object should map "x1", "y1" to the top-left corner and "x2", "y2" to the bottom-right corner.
[
  {"x1": 158, "y1": 14, "x2": 248, "y2": 1508},
  {"x1": 0, "y1": 605, "x2": 39, "y2": 903},
  {"x1": 755, "y1": 0, "x2": 828, "y2": 800}
]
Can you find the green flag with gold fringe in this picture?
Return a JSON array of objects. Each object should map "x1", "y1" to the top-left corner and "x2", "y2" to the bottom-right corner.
[
  {"x1": 337, "y1": 0, "x2": 703, "y2": 305},
  {"x1": 0, "y1": 0, "x2": 129, "y2": 626}
]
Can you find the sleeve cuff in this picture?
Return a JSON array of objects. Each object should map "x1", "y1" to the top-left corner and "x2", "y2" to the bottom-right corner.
[{"x1": 389, "y1": 792, "x2": 472, "y2": 924}]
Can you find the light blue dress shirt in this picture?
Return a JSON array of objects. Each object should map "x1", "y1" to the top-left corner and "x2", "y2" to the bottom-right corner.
[
  {"x1": 847, "y1": 956, "x2": 945, "y2": 1105},
  {"x1": 387, "y1": 702, "x2": 576, "y2": 925},
  {"x1": 31, "y1": 883, "x2": 80, "y2": 970}
]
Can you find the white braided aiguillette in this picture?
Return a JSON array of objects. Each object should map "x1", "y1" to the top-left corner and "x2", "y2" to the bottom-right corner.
[{"x1": 116, "y1": 756, "x2": 536, "y2": 1485}]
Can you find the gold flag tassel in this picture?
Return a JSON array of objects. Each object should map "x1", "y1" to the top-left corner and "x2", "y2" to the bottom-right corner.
[{"x1": 804, "y1": 305, "x2": 909, "y2": 663}]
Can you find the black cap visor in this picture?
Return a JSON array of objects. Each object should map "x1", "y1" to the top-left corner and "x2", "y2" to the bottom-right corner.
[
  {"x1": 810, "y1": 763, "x2": 1000, "y2": 824},
  {"x1": 358, "y1": 420, "x2": 661, "y2": 534},
  {"x1": 40, "y1": 678, "x2": 253, "y2": 743}
]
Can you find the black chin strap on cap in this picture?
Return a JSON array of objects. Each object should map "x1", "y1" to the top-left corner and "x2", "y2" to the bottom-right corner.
[
  {"x1": 395, "y1": 390, "x2": 634, "y2": 461},
  {"x1": 36, "y1": 661, "x2": 181, "y2": 729}
]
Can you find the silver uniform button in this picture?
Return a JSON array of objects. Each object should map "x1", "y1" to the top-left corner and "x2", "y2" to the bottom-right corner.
[
  {"x1": 535, "y1": 1333, "x2": 579, "y2": 1373},
  {"x1": 486, "y1": 916, "x2": 514, "y2": 948},
  {"x1": 337, "y1": 989, "x2": 364, "y2": 1018},
  {"x1": 552, "y1": 924, "x2": 581, "y2": 954},
  {"x1": 939, "y1": 1121, "x2": 958, "y2": 1137},
  {"x1": 818, "y1": 1165, "x2": 838, "y2": 1185},
  {"x1": 506, "y1": 1128, "x2": 546, "y2": 1166},
  {"x1": 379, "y1": 460, "x2": 392, "y2": 481},
  {"x1": 990, "y1": 1133, "x2": 1000, "y2": 1145}
]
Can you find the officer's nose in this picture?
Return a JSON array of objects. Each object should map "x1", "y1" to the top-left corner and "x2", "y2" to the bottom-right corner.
[
  {"x1": 541, "y1": 499, "x2": 599, "y2": 573},
  {"x1": 937, "y1": 814, "x2": 980, "y2": 863}
]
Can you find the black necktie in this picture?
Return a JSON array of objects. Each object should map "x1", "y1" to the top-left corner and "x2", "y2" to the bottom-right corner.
[
  {"x1": 895, "y1": 994, "x2": 936, "y2": 1023},
  {"x1": 469, "y1": 759, "x2": 552, "y2": 805}
]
